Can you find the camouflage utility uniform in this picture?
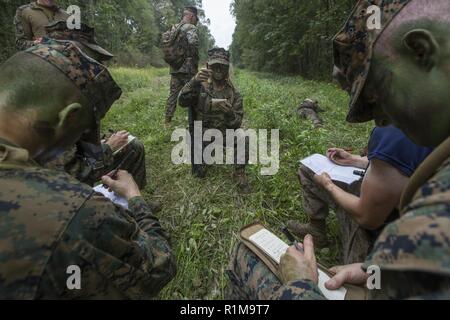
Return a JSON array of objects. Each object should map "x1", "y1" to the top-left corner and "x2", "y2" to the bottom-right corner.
[
  {"x1": 166, "y1": 23, "x2": 199, "y2": 122},
  {"x1": 0, "y1": 140, "x2": 175, "y2": 299},
  {"x1": 227, "y1": 147, "x2": 450, "y2": 300},
  {"x1": 0, "y1": 41, "x2": 175, "y2": 299},
  {"x1": 41, "y1": 22, "x2": 147, "y2": 189},
  {"x1": 227, "y1": 0, "x2": 450, "y2": 300},
  {"x1": 15, "y1": 1, "x2": 69, "y2": 50},
  {"x1": 178, "y1": 49, "x2": 248, "y2": 179},
  {"x1": 45, "y1": 139, "x2": 148, "y2": 189},
  {"x1": 296, "y1": 99, "x2": 324, "y2": 128}
]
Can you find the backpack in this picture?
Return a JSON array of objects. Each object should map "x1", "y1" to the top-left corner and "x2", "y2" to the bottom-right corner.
[{"x1": 162, "y1": 23, "x2": 187, "y2": 68}]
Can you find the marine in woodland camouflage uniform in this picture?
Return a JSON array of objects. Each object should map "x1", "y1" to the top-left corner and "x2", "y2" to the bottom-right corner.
[
  {"x1": 227, "y1": 0, "x2": 450, "y2": 300},
  {"x1": 0, "y1": 41, "x2": 176, "y2": 299},
  {"x1": 165, "y1": 7, "x2": 199, "y2": 124},
  {"x1": 41, "y1": 21, "x2": 148, "y2": 190},
  {"x1": 15, "y1": 0, "x2": 69, "y2": 50},
  {"x1": 178, "y1": 48, "x2": 251, "y2": 192},
  {"x1": 296, "y1": 99, "x2": 324, "y2": 128}
]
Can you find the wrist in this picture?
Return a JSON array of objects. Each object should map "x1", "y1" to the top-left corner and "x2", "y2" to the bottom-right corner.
[
  {"x1": 126, "y1": 191, "x2": 142, "y2": 201},
  {"x1": 324, "y1": 181, "x2": 335, "y2": 193},
  {"x1": 353, "y1": 156, "x2": 368, "y2": 169}
]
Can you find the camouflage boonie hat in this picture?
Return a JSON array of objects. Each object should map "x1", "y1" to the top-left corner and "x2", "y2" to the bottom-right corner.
[
  {"x1": 45, "y1": 21, "x2": 114, "y2": 61},
  {"x1": 24, "y1": 39, "x2": 122, "y2": 123},
  {"x1": 333, "y1": 0, "x2": 412, "y2": 123},
  {"x1": 208, "y1": 48, "x2": 230, "y2": 66}
]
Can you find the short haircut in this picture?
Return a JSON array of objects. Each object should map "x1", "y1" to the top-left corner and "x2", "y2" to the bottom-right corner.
[{"x1": 376, "y1": 0, "x2": 450, "y2": 57}]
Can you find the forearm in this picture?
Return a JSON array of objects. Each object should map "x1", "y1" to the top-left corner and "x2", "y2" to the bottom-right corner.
[
  {"x1": 325, "y1": 183, "x2": 365, "y2": 223},
  {"x1": 352, "y1": 156, "x2": 369, "y2": 169},
  {"x1": 128, "y1": 196, "x2": 176, "y2": 294}
]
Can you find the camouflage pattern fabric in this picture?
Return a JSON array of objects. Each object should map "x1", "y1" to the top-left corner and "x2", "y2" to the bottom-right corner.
[
  {"x1": 169, "y1": 23, "x2": 199, "y2": 76},
  {"x1": 226, "y1": 243, "x2": 326, "y2": 300},
  {"x1": 179, "y1": 78, "x2": 244, "y2": 133},
  {"x1": 332, "y1": 0, "x2": 412, "y2": 123},
  {"x1": 297, "y1": 108, "x2": 322, "y2": 128},
  {"x1": 25, "y1": 39, "x2": 122, "y2": 122},
  {"x1": 179, "y1": 77, "x2": 247, "y2": 176},
  {"x1": 45, "y1": 21, "x2": 114, "y2": 61},
  {"x1": 45, "y1": 139, "x2": 147, "y2": 189},
  {"x1": 296, "y1": 99, "x2": 323, "y2": 128},
  {"x1": 166, "y1": 74, "x2": 192, "y2": 120},
  {"x1": 363, "y1": 157, "x2": 450, "y2": 300},
  {"x1": 298, "y1": 165, "x2": 374, "y2": 264},
  {"x1": 0, "y1": 140, "x2": 175, "y2": 299},
  {"x1": 14, "y1": 2, "x2": 69, "y2": 51},
  {"x1": 228, "y1": 156, "x2": 450, "y2": 300},
  {"x1": 165, "y1": 22, "x2": 199, "y2": 120}
]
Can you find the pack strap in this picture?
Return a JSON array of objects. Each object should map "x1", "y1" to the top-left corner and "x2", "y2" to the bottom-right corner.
[{"x1": 400, "y1": 137, "x2": 450, "y2": 212}]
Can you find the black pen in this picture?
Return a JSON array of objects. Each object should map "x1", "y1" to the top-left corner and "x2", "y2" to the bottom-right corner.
[
  {"x1": 281, "y1": 226, "x2": 304, "y2": 253},
  {"x1": 102, "y1": 150, "x2": 135, "y2": 188}
]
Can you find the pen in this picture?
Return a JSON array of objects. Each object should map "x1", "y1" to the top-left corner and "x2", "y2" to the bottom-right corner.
[
  {"x1": 281, "y1": 226, "x2": 304, "y2": 253},
  {"x1": 102, "y1": 150, "x2": 135, "y2": 189}
]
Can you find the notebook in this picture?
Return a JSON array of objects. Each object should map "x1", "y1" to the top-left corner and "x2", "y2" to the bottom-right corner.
[
  {"x1": 240, "y1": 223, "x2": 369, "y2": 300},
  {"x1": 300, "y1": 154, "x2": 364, "y2": 185}
]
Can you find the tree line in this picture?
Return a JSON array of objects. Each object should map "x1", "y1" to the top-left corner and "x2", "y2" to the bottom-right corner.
[
  {"x1": 0, "y1": 0, "x2": 215, "y2": 66},
  {"x1": 230, "y1": 0, "x2": 356, "y2": 80}
]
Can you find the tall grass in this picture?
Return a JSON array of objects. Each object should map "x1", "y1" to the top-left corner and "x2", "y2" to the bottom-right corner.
[{"x1": 103, "y1": 67, "x2": 373, "y2": 299}]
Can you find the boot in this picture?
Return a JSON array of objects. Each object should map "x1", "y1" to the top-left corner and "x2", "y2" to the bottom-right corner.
[
  {"x1": 233, "y1": 169, "x2": 252, "y2": 194},
  {"x1": 286, "y1": 219, "x2": 329, "y2": 248}
]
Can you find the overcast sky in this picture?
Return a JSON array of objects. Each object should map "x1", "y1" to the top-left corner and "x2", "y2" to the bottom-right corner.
[{"x1": 202, "y1": 0, "x2": 236, "y2": 49}]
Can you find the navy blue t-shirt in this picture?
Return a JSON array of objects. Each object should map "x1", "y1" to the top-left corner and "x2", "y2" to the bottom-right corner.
[{"x1": 368, "y1": 126, "x2": 433, "y2": 177}]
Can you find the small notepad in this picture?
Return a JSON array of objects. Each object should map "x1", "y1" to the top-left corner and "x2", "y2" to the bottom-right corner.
[
  {"x1": 248, "y1": 228, "x2": 347, "y2": 300},
  {"x1": 300, "y1": 154, "x2": 364, "y2": 185},
  {"x1": 93, "y1": 185, "x2": 129, "y2": 210}
]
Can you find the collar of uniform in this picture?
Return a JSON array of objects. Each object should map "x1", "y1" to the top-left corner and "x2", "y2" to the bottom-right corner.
[{"x1": 0, "y1": 138, "x2": 31, "y2": 164}]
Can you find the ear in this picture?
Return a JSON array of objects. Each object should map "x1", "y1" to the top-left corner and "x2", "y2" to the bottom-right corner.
[
  {"x1": 56, "y1": 103, "x2": 84, "y2": 134},
  {"x1": 403, "y1": 29, "x2": 439, "y2": 71}
]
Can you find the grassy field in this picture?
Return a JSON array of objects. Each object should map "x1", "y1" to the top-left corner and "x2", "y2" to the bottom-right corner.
[{"x1": 103, "y1": 67, "x2": 373, "y2": 300}]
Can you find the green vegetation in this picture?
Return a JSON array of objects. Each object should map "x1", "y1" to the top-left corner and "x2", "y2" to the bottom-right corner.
[
  {"x1": 231, "y1": 0, "x2": 355, "y2": 80},
  {"x1": 103, "y1": 67, "x2": 372, "y2": 299},
  {"x1": 0, "y1": 0, "x2": 215, "y2": 65}
]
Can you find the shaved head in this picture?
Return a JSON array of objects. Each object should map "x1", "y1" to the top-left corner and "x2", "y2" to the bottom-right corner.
[
  {"x1": 0, "y1": 52, "x2": 94, "y2": 161},
  {"x1": 376, "y1": 0, "x2": 450, "y2": 59},
  {"x1": 366, "y1": 0, "x2": 450, "y2": 147},
  {"x1": 0, "y1": 53, "x2": 84, "y2": 115}
]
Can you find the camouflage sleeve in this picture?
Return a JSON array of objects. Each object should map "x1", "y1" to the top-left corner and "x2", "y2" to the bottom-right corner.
[
  {"x1": 228, "y1": 90, "x2": 244, "y2": 129},
  {"x1": 269, "y1": 280, "x2": 327, "y2": 300},
  {"x1": 178, "y1": 77, "x2": 200, "y2": 108},
  {"x1": 185, "y1": 25, "x2": 199, "y2": 57},
  {"x1": 46, "y1": 195, "x2": 176, "y2": 299},
  {"x1": 14, "y1": 7, "x2": 35, "y2": 50}
]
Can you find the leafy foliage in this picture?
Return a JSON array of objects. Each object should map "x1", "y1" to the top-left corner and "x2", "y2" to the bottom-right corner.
[
  {"x1": 230, "y1": 0, "x2": 355, "y2": 80},
  {"x1": 0, "y1": 0, "x2": 215, "y2": 66}
]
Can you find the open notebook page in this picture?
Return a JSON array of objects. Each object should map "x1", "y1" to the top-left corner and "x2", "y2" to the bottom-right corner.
[
  {"x1": 249, "y1": 228, "x2": 347, "y2": 300},
  {"x1": 300, "y1": 154, "x2": 364, "y2": 185}
]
